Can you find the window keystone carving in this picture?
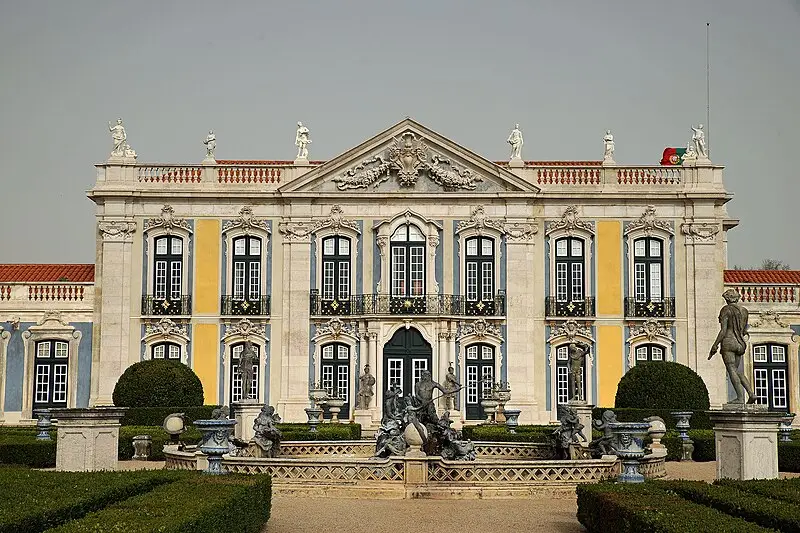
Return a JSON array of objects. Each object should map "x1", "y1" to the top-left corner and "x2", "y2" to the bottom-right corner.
[
  {"x1": 546, "y1": 206, "x2": 594, "y2": 236},
  {"x1": 222, "y1": 206, "x2": 270, "y2": 235},
  {"x1": 143, "y1": 205, "x2": 192, "y2": 234},
  {"x1": 625, "y1": 206, "x2": 673, "y2": 236}
]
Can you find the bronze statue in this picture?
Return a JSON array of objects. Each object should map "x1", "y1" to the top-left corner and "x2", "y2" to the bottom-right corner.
[
  {"x1": 251, "y1": 405, "x2": 282, "y2": 458},
  {"x1": 238, "y1": 340, "x2": 257, "y2": 400},
  {"x1": 709, "y1": 289, "x2": 756, "y2": 404},
  {"x1": 568, "y1": 342, "x2": 589, "y2": 402}
]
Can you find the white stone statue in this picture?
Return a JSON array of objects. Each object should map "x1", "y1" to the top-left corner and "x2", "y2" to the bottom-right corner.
[
  {"x1": 691, "y1": 124, "x2": 707, "y2": 158},
  {"x1": 295, "y1": 121, "x2": 311, "y2": 160},
  {"x1": 683, "y1": 140, "x2": 697, "y2": 161},
  {"x1": 507, "y1": 124, "x2": 523, "y2": 160},
  {"x1": 602, "y1": 130, "x2": 615, "y2": 162},
  {"x1": 108, "y1": 118, "x2": 136, "y2": 158},
  {"x1": 203, "y1": 130, "x2": 216, "y2": 159}
]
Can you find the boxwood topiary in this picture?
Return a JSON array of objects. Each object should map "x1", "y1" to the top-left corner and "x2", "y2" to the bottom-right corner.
[
  {"x1": 112, "y1": 360, "x2": 204, "y2": 408},
  {"x1": 615, "y1": 361, "x2": 710, "y2": 410}
]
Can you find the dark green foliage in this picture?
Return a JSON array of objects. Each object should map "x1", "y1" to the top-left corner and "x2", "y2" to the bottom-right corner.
[
  {"x1": 614, "y1": 361, "x2": 710, "y2": 410},
  {"x1": 576, "y1": 482, "x2": 774, "y2": 532},
  {"x1": 592, "y1": 407, "x2": 712, "y2": 429},
  {"x1": 112, "y1": 359, "x2": 204, "y2": 408},
  {"x1": 717, "y1": 478, "x2": 800, "y2": 505},
  {"x1": 118, "y1": 426, "x2": 202, "y2": 461},
  {"x1": 278, "y1": 422, "x2": 361, "y2": 441},
  {"x1": 0, "y1": 431, "x2": 56, "y2": 467},
  {"x1": 0, "y1": 468, "x2": 186, "y2": 533},
  {"x1": 46, "y1": 475, "x2": 271, "y2": 533},
  {"x1": 779, "y1": 440, "x2": 800, "y2": 472},
  {"x1": 662, "y1": 480, "x2": 800, "y2": 532},
  {"x1": 461, "y1": 424, "x2": 554, "y2": 443},
  {"x1": 119, "y1": 405, "x2": 220, "y2": 426}
]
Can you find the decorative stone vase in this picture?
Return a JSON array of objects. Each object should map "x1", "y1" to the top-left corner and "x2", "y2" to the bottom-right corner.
[
  {"x1": 608, "y1": 422, "x2": 650, "y2": 483},
  {"x1": 326, "y1": 397, "x2": 346, "y2": 423},
  {"x1": 308, "y1": 387, "x2": 329, "y2": 409},
  {"x1": 34, "y1": 409, "x2": 52, "y2": 441},
  {"x1": 304, "y1": 406, "x2": 323, "y2": 433},
  {"x1": 670, "y1": 411, "x2": 693, "y2": 441},
  {"x1": 132, "y1": 434, "x2": 152, "y2": 460},
  {"x1": 646, "y1": 418, "x2": 667, "y2": 449},
  {"x1": 194, "y1": 419, "x2": 237, "y2": 475},
  {"x1": 404, "y1": 422, "x2": 427, "y2": 457},
  {"x1": 503, "y1": 409, "x2": 521, "y2": 434},
  {"x1": 481, "y1": 399, "x2": 499, "y2": 424},
  {"x1": 494, "y1": 387, "x2": 512, "y2": 423},
  {"x1": 780, "y1": 413, "x2": 796, "y2": 443}
]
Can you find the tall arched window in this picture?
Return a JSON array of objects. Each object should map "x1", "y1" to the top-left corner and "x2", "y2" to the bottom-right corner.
[
  {"x1": 33, "y1": 340, "x2": 69, "y2": 410},
  {"x1": 321, "y1": 236, "x2": 351, "y2": 315},
  {"x1": 230, "y1": 342, "x2": 260, "y2": 402},
  {"x1": 634, "y1": 343, "x2": 666, "y2": 363},
  {"x1": 390, "y1": 224, "x2": 426, "y2": 314},
  {"x1": 320, "y1": 343, "x2": 351, "y2": 419},
  {"x1": 465, "y1": 343, "x2": 495, "y2": 420},
  {"x1": 633, "y1": 237, "x2": 663, "y2": 303},
  {"x1": 753, "y1": 343, "x2": 788, "y2": 411},
  {"x1": 465, "y1": 236, "x2": 495, "y2": 315},
  {"x1": 152, "y1": 341, "x2": 181, "y2": 361},
  {"x1": 152, "y1": 235, "x2": 185, "y2": 314},
  {"x1": 227, "y1": 236, "x2": 264, "y2": 315}
]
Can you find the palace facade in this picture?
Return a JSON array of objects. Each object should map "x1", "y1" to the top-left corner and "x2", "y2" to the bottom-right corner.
[{"x1": 1, "y1": 118, "x2": 799, "y2": 427}]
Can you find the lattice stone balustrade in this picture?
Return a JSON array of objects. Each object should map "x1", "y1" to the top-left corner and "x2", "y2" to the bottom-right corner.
[
  {"x1": 427, "y1": 459, "x2": 615, "y2": 484},
  {"x1": 223, "y1": 457, "x2": 406, "y2": 482}
]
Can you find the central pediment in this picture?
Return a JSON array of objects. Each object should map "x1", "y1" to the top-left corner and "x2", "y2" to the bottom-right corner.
[{"x1": 278, "y1": 119, "x2": 539, "y2": 194}]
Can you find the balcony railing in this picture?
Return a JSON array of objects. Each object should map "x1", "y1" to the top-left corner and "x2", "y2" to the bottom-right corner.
[
  {"x1": 727, "y1": 284, "x2": 798, "y2": 304},
  {"x1": 221, "y1": 296, "x2": 271, "y2": 316},
  {"x1": 545, "y1": 297, "x2": 596, "y2": 318},
  {"x1": 142, "y1": 295, "x2": 192, "y2": 316},
  {"x1": 624, "y1": 297, "x2": 676, "y2": 318},
  {"x1": 310, "y1": 290, "x2": 506, "y2": 317}
]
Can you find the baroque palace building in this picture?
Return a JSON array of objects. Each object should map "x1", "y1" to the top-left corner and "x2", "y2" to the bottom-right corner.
[{"x1": 1, "y1": 118, "x2": 799, "y2": 426}]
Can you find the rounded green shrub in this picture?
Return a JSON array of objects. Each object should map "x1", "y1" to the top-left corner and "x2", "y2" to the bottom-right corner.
[
  {"x1": 112, "y1": 360, "x2": 204, "y2": 408},
  {"x1": 614, "y1": 361, "x2": 710, "y2": 410}
]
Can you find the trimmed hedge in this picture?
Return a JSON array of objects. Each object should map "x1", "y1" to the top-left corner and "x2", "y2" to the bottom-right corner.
[
  {"x1": 113, "y1": 359, "x2": 204, "y2": 408},
  {"x1": 576, "y1": 482, "x2": 773, "y2": 532},
  {"x1": 0, "y1": 432, "x2": 56, "y2": 468},
  {"x1": 278, "y1": 422, "x2": 361, "y2": 441},
  {"x1": 120, "y1": 405, "x2": 220, "y2": 427},
  {"x1": 461, "y1": 424, "x2": 553, "y2": 443},
  {"x1": 717, "y1": 478, "x2": 800, "y2": 505},
  {"x1": 780, "y1": 440, "x2": 800, "y2": 472},
  {"x1": 615, "y1": 361, "x2": 710, "y2": 410},
  {"x1": 592, "y1": 407, "x2": 712, "y2": 430},
  {"x1": 46, "y1": 474, "x2": 271, "y2": 533},
  {"x1": 0, "y1": 468, "x2": 186, "y2": 533},
  {"x1": 662, "y1": 480, "x2": 800, "y2": 532}
]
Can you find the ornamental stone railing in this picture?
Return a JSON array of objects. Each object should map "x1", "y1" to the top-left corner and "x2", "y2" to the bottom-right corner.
[
  {"x1": 726, "y1": 284, "x2": 798, "y2": 305},
  {"x1": 0, "y1": 283, "x2": 94, "y2": 311}
]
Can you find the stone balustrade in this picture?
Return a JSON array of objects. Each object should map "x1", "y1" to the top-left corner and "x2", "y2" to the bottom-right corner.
[
  {"x1": 727, "y1": 284, "x2": 798, "y2": 305},
  {"x1": 0, "y1": 282, "x2": 94, "y2": 309}
]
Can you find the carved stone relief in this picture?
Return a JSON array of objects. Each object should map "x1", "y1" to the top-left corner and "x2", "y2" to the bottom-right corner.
[
  {"x1": 625, "y1": 205, "x2": 674, "y2": 236},
  {"x1": 547, "y1": 319, "x2": 593, "y2": 343},
  {"x1": 749, "y1": 310, "x2": 789, "y2": 330},
  {"x1": 546, "y1": 206, "x2": 595, "y2": 236},
  {"x1": 143, "y1": 317, "x2": 189, "y2": 340},
  {"x1": 456, "y1": 206, "x2": 538, "y2": 242},
  {"x1": 627, "y1": 318, "x2": 673, "y2": 342},
  {"x1": 222, "y1": 206, "x2": 271, "y2": 235},
  {"x1": 143, "y1": 205, "x2": 192, "y2": 234},
  {"x1": 681, "y1": 223, "x2": 719, "y2": 244},
  {"x1": 98, "y1": 220, "x2": 136, "y2": 242},
  {"x1": 311, "y1": 205, "x2": 360, "y2": 234},
  {"x1": 314, "y1": 317, "x2": 358, "y2": 340},
  {"x1": 458, "y1": 318, "x2": 503, "y2": 340}
]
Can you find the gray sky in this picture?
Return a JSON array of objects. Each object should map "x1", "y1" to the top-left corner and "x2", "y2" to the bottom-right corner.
[{"x1": 0, "y1": 0, "x2": 797, "y2": 268}]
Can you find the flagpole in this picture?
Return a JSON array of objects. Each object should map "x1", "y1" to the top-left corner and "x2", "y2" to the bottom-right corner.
[{"x1": 706, "y1": 22, "x2": 710, "y2": 158}]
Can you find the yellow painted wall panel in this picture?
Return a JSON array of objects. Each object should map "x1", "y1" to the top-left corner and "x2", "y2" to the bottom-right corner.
[
  {"x1": 597, "y1": 325, "x2": 624, "y2": 407},
  {"x1": 596, "y1": 220, "x2": 622, "y2": 315},
  {"x1": 193, "y1": 323, "x2": 219, "y2": 404},
  {"x1": 194, "y1": 219, "x2": 220, "y2": 314}
]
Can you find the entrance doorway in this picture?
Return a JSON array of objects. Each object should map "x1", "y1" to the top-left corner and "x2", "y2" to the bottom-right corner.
[{"x1": 383, "y1": 327, "x2": 432, "y2": 413}]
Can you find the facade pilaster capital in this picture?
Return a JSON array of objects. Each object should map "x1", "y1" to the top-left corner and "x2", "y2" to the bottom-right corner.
[
  {"x1": 681, "y1": 222, "x2": 720, "y2": 245},
  {"x1": 278, "y1": 221, "x2": 313, "y2": 243},
  {"x1": 98, "y1": 220, "x2": 136, "y2": 242}
]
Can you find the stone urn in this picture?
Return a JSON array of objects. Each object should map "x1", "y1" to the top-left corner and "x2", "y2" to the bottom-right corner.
[
  {"x1": 494, "y1": 386, "x2": 512, "y2": 423},
  {"x1": 503, "y1": 409, "x2": 521, "y2": 434},
  {"x1": 194, "y1": 419, "x2": 237, "y2": 475},
  {"x1": 326, "y1": 397, "x2": 346, "y2": 423},
  {"x1": 304, "y1": 406, "x2": 324, "y2": 433},
  {"x1": 670, "y1": 411, "x2": 693, "y2": 441},
  {"x1": 608, "y1": 422, "x2": 650, "y2": 483},
  {"x1": 404, "y1": 422, "x2": 427, "y2": 457},
  {"x1": 481, "y1": 398, "x2": 499, "y2": 424},
  {"x1": 308, "y1": 387, "x2": 329, "y2": 409},
  {"x1": 780, "y1": 413, "x2": 796, "y2": 443},
  {"x1": 33, "y1": 409, "x2": 52, "y2": 441},
  {"x1": 645, "y1": 417, "x2": 667, "y2": 454},
  {"x1": 132, "y1": 435, "x2": 152, "y2": 460}
]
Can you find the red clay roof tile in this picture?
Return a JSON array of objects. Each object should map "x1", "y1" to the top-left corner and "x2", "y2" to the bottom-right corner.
[
  {"x1": 724, "y1": 270, "x2": 800, "y2": 285},
  {"x1": 0, "y1": 264, "x2": 95, "y2": 283}
]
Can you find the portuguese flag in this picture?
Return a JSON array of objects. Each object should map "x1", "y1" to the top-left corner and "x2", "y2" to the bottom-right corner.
[{"x1": 661, "y1": 147, "x2": 687, "y2": 166}]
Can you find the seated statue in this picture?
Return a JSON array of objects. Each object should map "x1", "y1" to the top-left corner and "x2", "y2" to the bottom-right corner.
[
  {"x1": 374, "y1": 418, "x2": 408, "y2": 458},
  {"x1": 251, "y1": 405, "x2": 282, "y2": 458},
  {"x1": 437, "y1": 412, "x2": 476, "y2": 461},
  {"x1": 552, "y1": 406, "x2": 587, "y2": 459},
  {"x1": 589, "y1": 410, "x2": 618, "y2": 457}
]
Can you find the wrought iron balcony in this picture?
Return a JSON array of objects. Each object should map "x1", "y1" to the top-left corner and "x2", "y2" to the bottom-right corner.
[
  {"x1": 141, "y1": 295, "x2": 191, "y2": 316},
  {"x1": 624, "y1": 297, "x2": 676, "y2": 318},
  {"x1": 310, "y1": 289, "x2": 505, "y2": 317},
  {"x1": 545, "y1": 297, "x2": 596, "y2": 318},
  {"x1": 221, "y1": 296, "x2": 271, "y2": 316}
]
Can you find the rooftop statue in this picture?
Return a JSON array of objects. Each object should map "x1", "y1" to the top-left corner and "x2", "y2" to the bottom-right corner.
[
  {"x1": 203, "y1": 130, "x2": 216, "y2": 159},
  {"x1": 691, "y1": 124, "x2": 707, "y2": 158},
  {"x1": 709, "y1": 289, "x2": 756, "y2": 404},
  {"x1": 295, "y1": 121, "x2": 311, "y2": 159},
  {"x1": 507, "y1": 124, "x2": 523, "y2": 160},
  {"x1": 108, "y1": 118, "x2": 137, "y2": 159},
  {"x1": 602, "y1": 130, "x2": 615, "y2": 162}
]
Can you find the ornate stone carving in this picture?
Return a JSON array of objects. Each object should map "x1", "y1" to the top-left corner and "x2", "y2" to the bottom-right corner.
[
  {"x1": 749, "y1": 310, "x2": 789, "y2": 330},
  {"x1": 456, "y1": 206, "x2": 506, "y2": 235},
  {"x1": 98, "y1": 220, "x2": 136, "y2": 242},
  {"x1": 37, "y1": 310, "x2": 69, "y2": 327},
  {"x1": 548, "y1": 319, "x2": 592, "y2": 343},
  {"x1": 225, "y1": 318, "x2": 266, "y2": 341},
  {"x1": 438, "y1": 331, "x2": 456, "y2": 341},
  {"x1": 295, "y1": 121, "x2": 311, "y2": 160},
  {"x1": 222, "y1": 207, "x2": 270, "y2": 235},
  {"x1": 333, "y1": 132, "x2": 482, "y2": 191},
  {"x1": 311, "y1": 205, "x2": 360, "y2": 234},
  {"x1": 108, "y1": 118, "x2": 137, "y2": 159},
  {"x1": 376, "y1": 236, "x2": 388, "y2": 256},
  {"x1": 547, "y1": 206, "x2": 594, "y2": 236},
  {"x1": 278, "y1": 221, "x2": 314, "y2": 242},
  {"x1": 315, "y1": 317, "x2": 358, "y2": 340},
  {"x1": 144, "y1": 317, "x2": 189, "y2": 339},
  {"x1": 458, "y1": 318, "x2": 502, "y2": 340},
  {"x1": 503, "y1": 222, "x2": 539, "y2": 242},
  {"x1": 625, "y1": 206, "x2": 674, "y2": 236},
  {"x1": 681, "y1": 223, "x2": 719, "y2": 244},
  {"x1": 628, "y1": 318, "x2": 673, "y2": 342},
  {"x1": 143, "y1": 205, "x2": 192, "y2": 234}
]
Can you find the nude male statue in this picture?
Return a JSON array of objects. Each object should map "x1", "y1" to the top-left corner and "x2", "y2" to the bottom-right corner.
[
  {"x1": 709, "y1": 289, "x2": 756, "y2": 404},
  {"x1": 414, "y1": 370, "x2": 447, "y2": 425}
]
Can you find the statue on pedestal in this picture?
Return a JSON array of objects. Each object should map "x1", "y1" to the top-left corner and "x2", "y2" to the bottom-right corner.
[
  {"x1": 709, "y1": 289, "x2": 756, "y2": 404},
  {"x1": 568, "y1": 342, "x2": 589, "y2": 402},
  {"x1": 442, "y1": 364, "x2": 460, "y2": 411},
  {"x1": 691, "y1": 124, "x2": 707, "y2": 158},
  {"x1": 356, "y1": 364, "x2": 376, "y2": 409},
  {"x1": 108, "y1": 118, "x2": 137, "y2": 158},
  {"x1": 203, "y1": 130, "x2": 216, "y2": 159},
  {"x1": 507, "y1": 124, "x2": 523, "y2": 160},
  {"x1": 295, "y1": 121, "x2": 311, "y2": 159},
  {"x1": 251, "y1": 405, "x2": 282, "y2": 458},
  {"x1": 602, "y1": 130, "x2": 615, "y2": 162},
  {"x1": 238, "y1": 340, "x2": 257, "y2": 401}
]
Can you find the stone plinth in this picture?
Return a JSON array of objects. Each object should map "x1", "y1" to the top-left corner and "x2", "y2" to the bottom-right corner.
[
  {"x1": 708, "y1": 406, "x2": 784, "y2": 480},
  {"x1": 568, "y1": 400, "x2": 594, "y2": 443},
  {"x1": 353, "y1": 409, "x2": 374, "y2": 432},
  {"x1": 50, "y1": 407, "x2": 127, "y2": 472},
  {"x1": 232, "y1": 401, "x2": 263, "y2": 442}
]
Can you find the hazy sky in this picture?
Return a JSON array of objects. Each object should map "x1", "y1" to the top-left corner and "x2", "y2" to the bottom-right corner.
[{"x1": 0, "y1": 0, "x2": 797, "y2": 268}]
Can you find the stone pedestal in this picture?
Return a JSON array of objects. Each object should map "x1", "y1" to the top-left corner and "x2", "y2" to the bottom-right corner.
[
  {"x1": 568, "y1": 401, "x2": 594, "y2": 443},
  {"x1": 294, "y1": 157, "x2": 309, "y2": 166},
  {"x1": 232, "y1": 401, "x2": 263, "y2": 442},
  {"x1": 353, "y1": 409, "x2": 374, "y2": 431},
  {"x1": 449, "y1": 410, "x2": 464, "y2": 431},
  {"x1": 50, "y1": 407, "x2": 127, "y2": 472},
  {"x1": 508, "y1": 158, "x2": 524, "y2": 168},
  {"x1": 709, "y1": 406, "x2": 785, "y2": 480}
]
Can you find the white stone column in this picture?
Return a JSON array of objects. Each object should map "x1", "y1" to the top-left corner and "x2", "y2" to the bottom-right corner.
[{"x1": 91, "y1": 220, "x2": 136, "y2": 406}]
